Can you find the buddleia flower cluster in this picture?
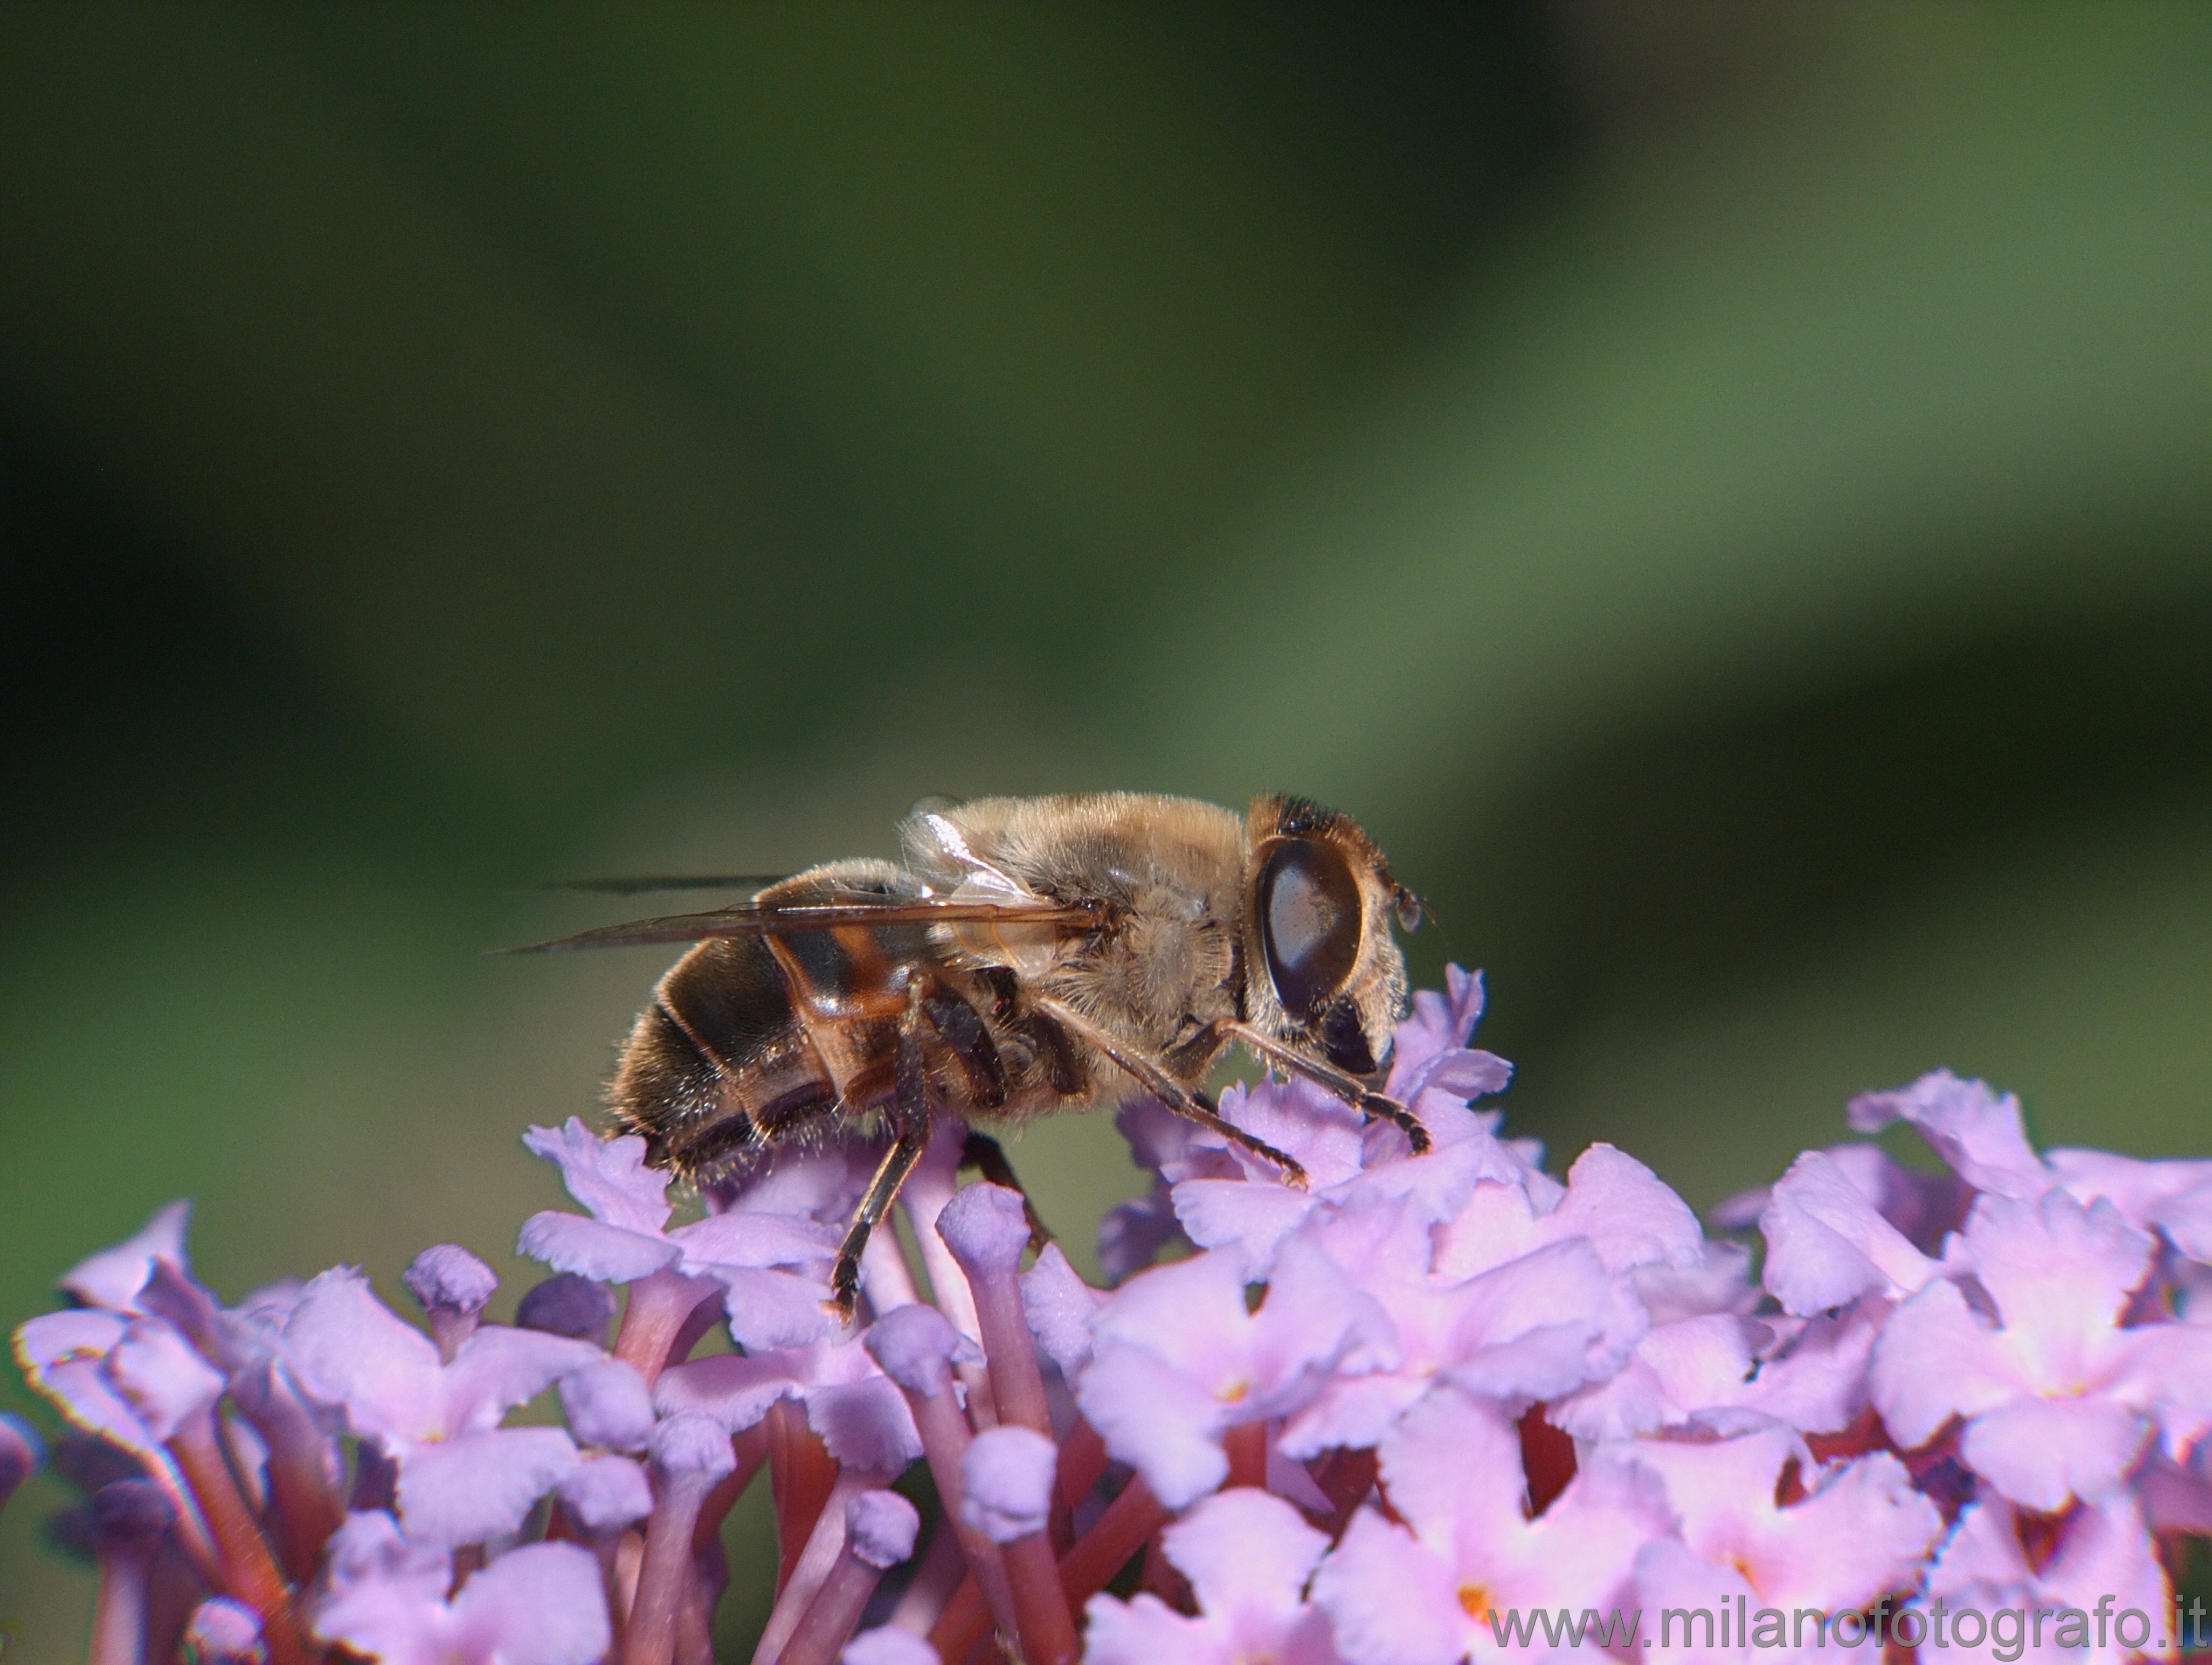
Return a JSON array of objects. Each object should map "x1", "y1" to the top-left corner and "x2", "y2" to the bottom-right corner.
[{"x1": 9, "y1": 968, "x2": 2212, "y2": 1665}]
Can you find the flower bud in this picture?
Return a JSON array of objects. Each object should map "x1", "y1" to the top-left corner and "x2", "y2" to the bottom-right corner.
[
  {"x1": 558, "y1": 1357, "x2": 657, "y2": 1452},
  {"x1": 556, "y1": 1453, "x2": 655, "y2": 1535},
  {"x1": 844, "y1": 1489, "x2": 920, "y2": 1571},
  {"x1": 182, "y1": 1597, "x2": 266, "y2": 1664},
  {"x1": 936, "y1": 1183, "x2": 1031, "y2": 1281},
  {"x1": 515, "y1": 1272, "x2": 617, "y2": 1344},
  {"x1": 960, "y1": 1425, "x2": 1056, "y2": 1545}
]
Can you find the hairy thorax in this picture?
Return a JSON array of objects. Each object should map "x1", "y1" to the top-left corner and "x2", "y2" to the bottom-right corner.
[{"x1": 930, "y1": 793, "x2": 1248, "y2": 1067}]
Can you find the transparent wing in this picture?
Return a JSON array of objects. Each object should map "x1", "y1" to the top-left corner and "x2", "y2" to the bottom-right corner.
[
  {"x1": 499, "y1": 893, "x2": 1107, "y2": 954},
  {"x1": 532, "y1": 875, "x2": 789, "y2": 896}
]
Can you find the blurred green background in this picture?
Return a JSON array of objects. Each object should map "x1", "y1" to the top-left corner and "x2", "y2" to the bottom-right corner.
[{"x1": 2, "y1": 4, "x2": 2206, "y2": 1654}]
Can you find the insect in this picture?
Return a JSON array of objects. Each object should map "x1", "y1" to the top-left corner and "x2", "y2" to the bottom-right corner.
[{"x1": 519, "y1": 793, "x2": 1429, "y2": 1315}]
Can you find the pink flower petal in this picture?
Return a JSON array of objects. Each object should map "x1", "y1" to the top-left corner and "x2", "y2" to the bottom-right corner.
[
  {"x1": 446, "y1": 1539, "x2": 611, "y2": 1665},
  {"x1": 1959, "y1": 1396, "x2": 2152, "y2": 1513},
  {"x1": 441, "y1": 1324, "x2": 605, "y2": 1434},
  {"x1": 1759, "y1": 1149, "x2": 1938, "y2": 1316},
  {"x1": 2047, "y1": 1147, "x2": 2212, "y2": 1261},
  {"x1": 523, "y1": 1119, "x2": 672, "y2": 1235},
  {"x1": 1957, "y1": 1190, "x2": 2152, "y2": 1373},
  {"x1": 1847, "y1": 1070, "x2": 2049, "y2": 1199},
  {"x1": 106, "y1": 1316, "x2": 226, "y2": 1441},
  {"x1": 516, "y1": 1210, "x2": 680, "y2": 1284},
  {"x1": 395, "y1": 1426, "x2": 579, "y2": 1548},
  {"x1": 1310, "y1": 1506, "x2": 1464, "y2": 1665},
  {"x1": 59, "y1": 1201, "x2": 192, "y2": 1312},
  {"x1": 282, "y1": 1268, "x2": 447, "y2": 1444},
  {"x1": 1076, "y1": 1341, "x2": 1233, "y2": 1510},
  {"x1": 654, "y1": 1351, "x2": 805, "y2": 1433},
  {"x1": 1162, "y1": 1485, "x2": 1332, "y2": 1620},
  {"x1": 1544, "y1": 1144, "x2": 1705, "y2": 1275},
  {"x1": 1869, "y1": 1276, "x2": 2023, "y2": 1449}
]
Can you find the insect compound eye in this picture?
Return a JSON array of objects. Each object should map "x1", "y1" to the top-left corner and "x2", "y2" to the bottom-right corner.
[{"x1": 1257, "y1": 837, "x2": 1364, "y2": 1022}]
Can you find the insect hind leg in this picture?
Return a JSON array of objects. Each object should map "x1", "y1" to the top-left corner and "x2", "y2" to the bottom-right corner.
[{"x1": 828, "y1": 982, "x2": 933, "y2": 1319}]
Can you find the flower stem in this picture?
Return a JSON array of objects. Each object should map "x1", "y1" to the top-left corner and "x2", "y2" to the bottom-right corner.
[
  {"x1": 1223, "y1": 1420, "x2": 1268, "y2": 1490},
  {"x1": 167, "y1": 1409, "x2": 305, "y2": 1665},
  {"x1": 1054, "y1": 1473, "x2": 1172, "y2": 1611},
  {"x1": 624, "y1": 1482, "x2": 709, "y2": 1665},
  {"x1": 694, "y1": 1423, "x2": 769, "y2": 1552},
  {"x1": 1055, "y1": 1417, "x2": 1108, "y2": 1513},
  {"x1": 615, "y1": 1270, "x2": 723, "y2": 1388},
  {"x1": 887, "y1": 1520, "x2": 970, "y2": 1632},
  {"x1": 1000, "y1": 1530, "x2": 1079, "y2": 1665},
  {"x1": 229, "y1": 1361, "x2": 344, "y2": 1583},
  {"x1": 766, "y1": 1400, "x2": 838, "y2": 1598},
  {"x1": 751, "y1": 1467, "x2": 892, "y2": 1665},
  {"x1": 893, "y1": 1358, "x2": 1018, "y2": 1640},
  {"x1": 776, "y1": 1546, "x2": 886, "y2": 1665},
  {"x1": 931, "y1": 1472, "x2": 1173, "y2": 1665}
]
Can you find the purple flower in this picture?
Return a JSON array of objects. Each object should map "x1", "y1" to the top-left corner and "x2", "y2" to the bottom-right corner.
[
  {"x1": 655, "y1": 1335, "x2": 922, "y2": 1474},
  {"x1": 1110, "y1": 966, "x2": 1515, "y2": 1283},
  {"x1": 1623, "y1": 1424, "x2": 1942, "y2": 1642},
  {"x1": 182, "y1": 1597, "x2": 265, "y2": 1664},
  {"x1": 14, "y1": 1309, "x2": 168, "y2": 1462},
  {"x1": 1846, "y1": 1069, "x2": 2052, "y2": 1201},
  {"x1": 959, "y1": 1425, "x2": 1056, "y2": 1544},
  {"x1": 1870, "y1": 1188, "x2": 2212, "y2": 1511},
  {"x1": 1430, "y1": 1141, "x2": 1704, "y2": 1285},
  {"x1": 1916, "y1": 1490, "x2": 2170, "y2": 1665},
  {"x1": 1554, "y1": 1296, "x2": 1883, "y2": 1444},
  {"x1": 0, "y1": 1411, "x2": 40, "y2": 1511},
  {"x1": 557, "y1": 1357, "x2": 658, "y2": 1453},
  {"x1": 16, "y1": 970, "x2": 2212, "y2": 1665},
  {"x1": 1086, "y1": 1488, "x2": 1340, "y2": 1665},
  {"x1": 1383, "y1": 965, "x2": 1512, "y2": 1112},
  {"x1": 1276, "y1": 1161, "x2": 1663, "y2": 1457},
  {"x1": 514, "y1": 1272, "x2": 618, "y2": 1343},
  {"x1": 554, "y1": 1453, "x2": 654, "y2": 1535},
  {"x1": 1717, "y1": 1139, "x2": 1968, "y2": 1255},
  {"x1": 312, "y1": 1510, "x2": 610, "y2": 1665},
  {"x1": 282, "y1": 1267, "x2": 602, "y2": 1545},
  {"x1": 106, "y1": 1314, "x2": 227, "y2": 1439},
  {"x1": 2044, "y1": 1147, "x2": 2212, "y2": 1263},
  {"x1": 1549, "y1": 1313, "x2": 1768, "y2": 1441},
  {"x1": 1077, "y1": 1233, "x2": 1386, "y2": 1508},
  {"x1": 1162, "y1": 973, "x2": 1520, "y2": 1281},
  {"x1": 1757, "y1": 1149, "x2": 1940, "y2": 1317},
  {"x1": 518, "y1": 1118, "x2": 844, "y2": 1349},
  {"x1": 1310, "y1": 1386, "x2": 1671, "y2": 1665},
  {"x1": 1019, "y1": 1243, "x2": 1104, "y2": 1380},
  {"x1": 59, "y1": 1200, "x2": 192, "y2": 1313},
  {"x1": 402, "y1": 1244, "x2": 499, "y2": 1361}
]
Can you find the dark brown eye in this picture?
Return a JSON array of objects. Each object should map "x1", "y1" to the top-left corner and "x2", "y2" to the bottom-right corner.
[{"x1": 1257, "y1": 838, "x2": 1364, "y2": 1021}]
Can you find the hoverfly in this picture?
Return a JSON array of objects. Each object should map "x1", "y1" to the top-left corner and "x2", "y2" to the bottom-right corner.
[{"x1": 519, "y1": 793, "x2": 1429, "y2": 1314}]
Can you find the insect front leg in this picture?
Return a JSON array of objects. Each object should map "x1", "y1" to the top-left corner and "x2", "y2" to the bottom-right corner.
[
  {"x1": 1226, "y1": 1021, "x2": 1431, "y2": 1154},
  {"x1": 1029, "y1": 998, "x2": 1308, "y2": 1187},
  {"x1": 827, "y1": 980, "x2": 934, "y2": 1320}
]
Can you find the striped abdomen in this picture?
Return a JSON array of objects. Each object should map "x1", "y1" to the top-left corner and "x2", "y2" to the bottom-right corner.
[{"x1": 606, "y1": 867, "x2": 1087, "y2": 1176}]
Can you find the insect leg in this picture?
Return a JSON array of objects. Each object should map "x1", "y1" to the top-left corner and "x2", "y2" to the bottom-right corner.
[
  {"x1": 1225, "y1": 1021, "x2": 1432, "y2": 1155},
  {"x1": 827, "y1": 982, "x2": 933, "y2": 1319},
  {"x1": 958, "y1": 1130, "x2": 1054, "y2": 1251},
  {"x1": 1030, "y1": 997, "x2": 1307, "y2": 1187}
]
